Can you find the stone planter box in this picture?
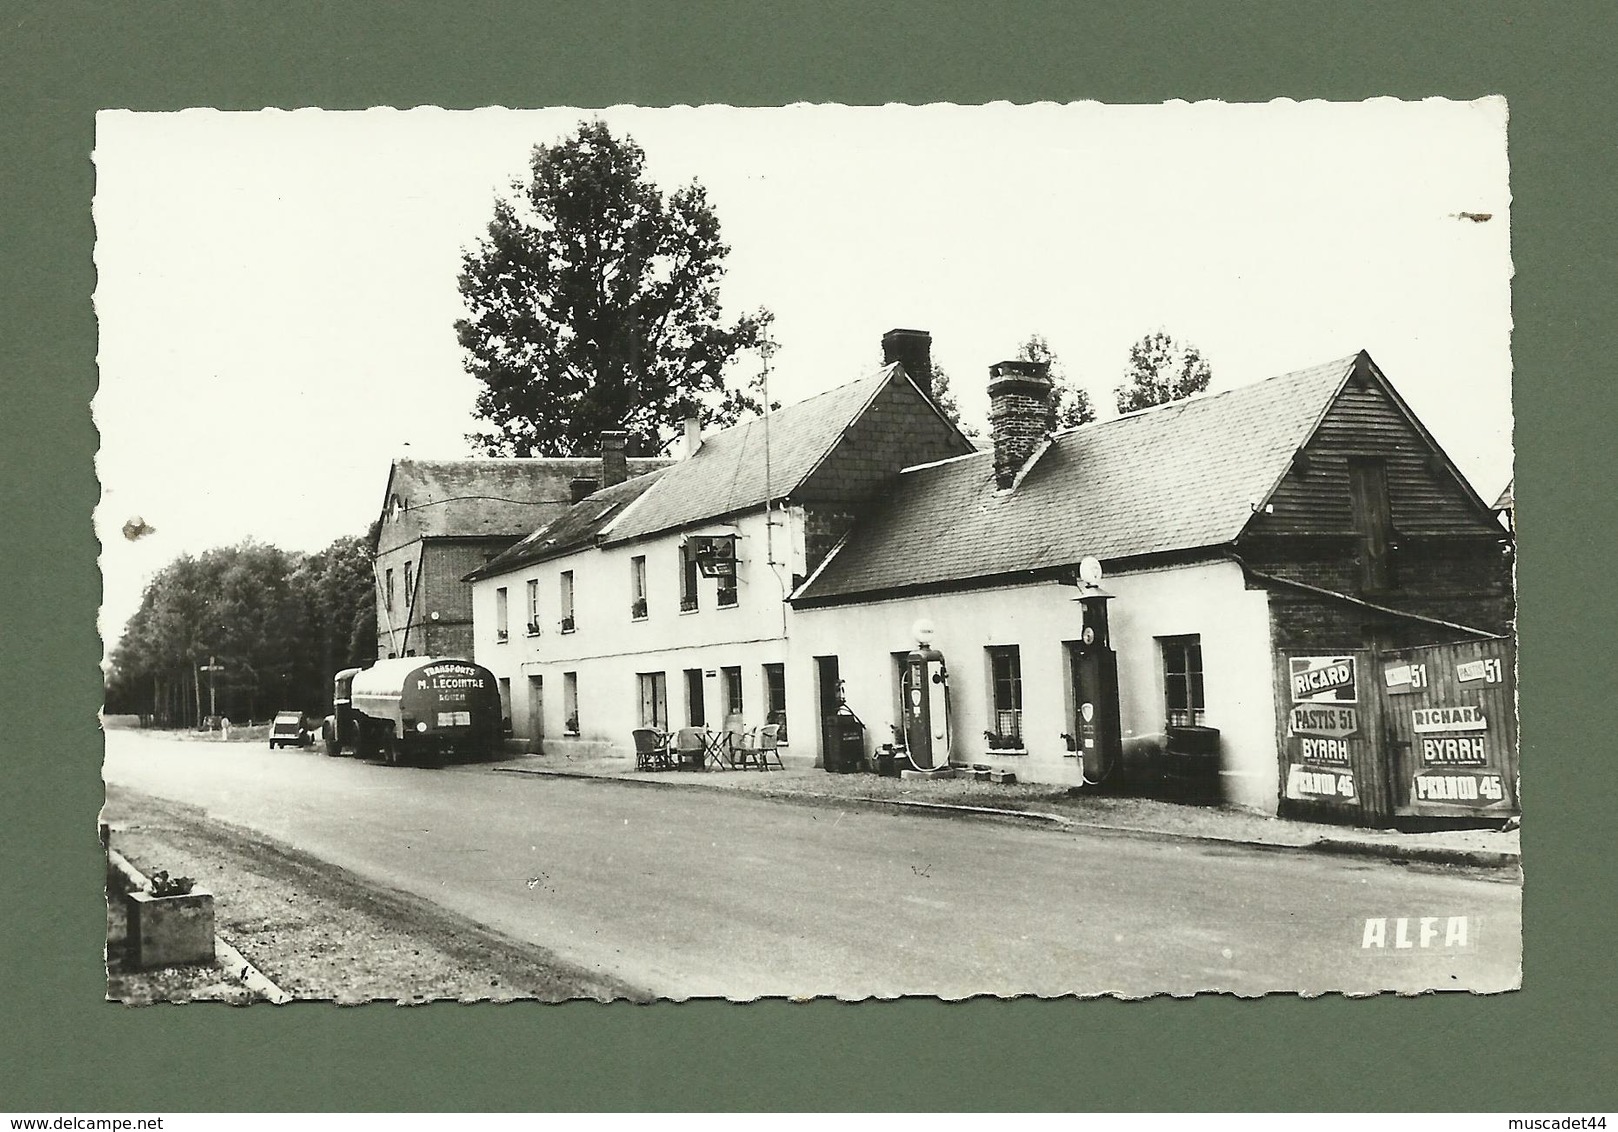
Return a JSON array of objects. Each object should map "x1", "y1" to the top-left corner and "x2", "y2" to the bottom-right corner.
[{"x1": 125, "y1": 889, "x2": 215, "y2": 968}]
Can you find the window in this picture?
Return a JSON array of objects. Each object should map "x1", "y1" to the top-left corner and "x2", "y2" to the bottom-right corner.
[
  {"x1": 1162, "y1": 636, "x2": 1205, "y2": 726},
  {"x1": 497, "y1": 677, "x2": 512, "y2": 733},
  {"x1": 560, "y1": 570, "x2": 575, "y2": 631},
  {"x1": 562, "y1": 672, "x2": 579, "y2": 734},
  {"x1": 987, "y1": 646, "x2": 1023, "y2": 745},
  {"x1": 721, "y1": 666, "x2": 744, "y2": 723},
  {"x1": 494, "y1": 587, "x2": 509, "y2": 642},
  {"x1": 525, "y1": 579, "x2": 540, "y2": 635},
  {"x1": 385, "y1": 568, "x2": 395, "y2": 610},
  {"x1": 717, "y1": 557, "x2": 738, "y2": 608},
  {"x1": 637, "y1": 672, "x2": 669, "y2": 731},
  {"x1": 680, "y1": 541, "x2": 699, "y2": 612},
  {"x1": 763, "y1": 663, "x2": 788, "y2": 743},
  {"x1": 684, "y1": 668, "x2": 707, "y2": 728},
  {"x1": 630, "y1": 555, "x2": 648, "y2": 619},
  {"x1": 1349, "y1": 457, "x2": 1396, "y2": 591},
  {"x1": 403, "y1": 562, "x2": 414, "y2": 608}
]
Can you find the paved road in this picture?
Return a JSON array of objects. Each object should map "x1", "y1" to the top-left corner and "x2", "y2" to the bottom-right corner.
[{"x1": 102, "y1": 730, "x2": 1521, "y2": 999}]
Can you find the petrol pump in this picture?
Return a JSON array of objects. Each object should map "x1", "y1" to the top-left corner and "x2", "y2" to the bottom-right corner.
[
  {"x1": 1071, "y1": 557, "x2": 1123, "y2": 781},
  {"x1": 901, "y1": 619, "x2": 952, "y2": 771}
]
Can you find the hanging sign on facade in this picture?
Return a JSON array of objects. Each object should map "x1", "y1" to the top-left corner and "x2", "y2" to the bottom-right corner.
[
  {"x1": 1412, "y1": 769, "x2": 1509, "y2": 807},
  {"x1": 1288, "y1": 705, "x2": 1359, "y2": 739},
  {"x1": 1290, "y1": 656, "x2": 1357, "y2": 703},
  {"x1": 1286, "y1": 764, "x2": 1357, "y2": 802},
  {"x1": 690, "y1": 535, "x2": 737, "y2": 578}
]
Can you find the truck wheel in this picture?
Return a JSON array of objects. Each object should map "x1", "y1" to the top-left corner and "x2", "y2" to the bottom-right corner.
[{"x1": 324, "y1": 736, "x2": 341, "y2": 757}]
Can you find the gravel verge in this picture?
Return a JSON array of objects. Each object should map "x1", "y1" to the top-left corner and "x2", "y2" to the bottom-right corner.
[{"x1": 104, "y1": 785, "x2": 648, "y2": 1004}]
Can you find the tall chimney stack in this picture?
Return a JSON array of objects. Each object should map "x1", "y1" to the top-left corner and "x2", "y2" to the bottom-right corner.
[
  {"x1": 882, "y1": 328, "x2": 933, "y2": 393},
  {"x1": 988, "y1": 359, "x2": 1054, "y2": 489},
  {"x1": 682, "y1": 416, "x2": 704, "y2": 459},
  {"x1": 600, "y1": 430, "x2": 629, "y2": 488}
]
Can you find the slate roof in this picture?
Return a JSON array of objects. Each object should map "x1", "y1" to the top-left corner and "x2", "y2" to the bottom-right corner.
[
  {"x1": 381, "y1": 457, "x2": 670, "y2": 541},
  {"x1": 601, "y1": 365, "x2": 900, "y2": 544},
  {"x1": 464, "y1": 469, "x2": 669, "y2": 580},
  {"x1": 794, "y1": 354, "x2": 1361, "y2": 604}
]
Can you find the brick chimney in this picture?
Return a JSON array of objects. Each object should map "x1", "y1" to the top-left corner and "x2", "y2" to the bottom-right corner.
[
  {"x1": 569, "y1": 477, "x2": 599, "y2": 504},
  {"x1": 601, "y1": 430, "x2": 629, "y2": 488},
  {"x1": 988, "y1": 359, "x2": 1054, "y2": 489},
  {"x1": 882, "y1": 328, "x2": 933, "y2": 393}
]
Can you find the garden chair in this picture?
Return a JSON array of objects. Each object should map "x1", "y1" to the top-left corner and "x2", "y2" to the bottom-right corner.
[
  {"x1": 631, "y1": 728, "x2": 672, "y2": 771},
  {"x1": 732, "y1": 723, "x2": 781, "y2": 771},
  {"x1": 672, "y1": 726, "x2": 706, "y2": 770}
]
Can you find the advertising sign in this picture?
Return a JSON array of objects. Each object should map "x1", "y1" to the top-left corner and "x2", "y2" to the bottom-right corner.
[
  {"x1": 1412, "y1": 769, "x2": 1509, "y2": 807},
  {"x1": 1382, "y1": 661, "x2": 1429, "y2": 695},
  {"x1": 1411, "y1": 705, "x2": 1487, "y2": 733},
  {"x1": 1455, "y1": 656, "x2": 1506, "y2": 684},
  {"x1": 1286, "y1": 764, "x2": 1357, "y2": 802},
  {"x1": 1420, "y1": 735, "x2": 1490, "y2": 765},
  {"x1": 1288, "y1": 705, "x2": 1359, "y2": 739},
  {"x1": 1290, "y1": 656, "x2": 1357, "y2": 703}
]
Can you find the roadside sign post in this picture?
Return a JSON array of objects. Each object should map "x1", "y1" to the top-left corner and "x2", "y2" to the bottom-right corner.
[{"x1": 199, "y1": 657, "x2": 225, "y2": 727}]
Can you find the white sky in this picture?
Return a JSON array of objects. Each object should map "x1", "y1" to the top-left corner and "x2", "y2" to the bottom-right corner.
[{"x1": 93, "y1": 99, "x2": 1513, "y2": 649}]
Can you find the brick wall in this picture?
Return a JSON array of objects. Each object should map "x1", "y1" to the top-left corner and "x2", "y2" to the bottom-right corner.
[
  {"x1": 377, "y1": 537, "x2": 517, "y2": 659},
  {"x1": 803, "y1": 506, "x2": 861, "y2": 576}
]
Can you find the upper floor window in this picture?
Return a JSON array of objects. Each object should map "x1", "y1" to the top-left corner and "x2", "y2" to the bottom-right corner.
[
  {"x1": 1348, "y1": 457, "x2": 1396, "y2": 592},
  {"x1": 1161, "y1": 635, "x2": 1205, "y2": 726},
  {"x1": 385, "y1": 568, "x2": 395, "y2": 611},
  {"x1": 494, "y1": 587, "x2": 509, "y2": 642},
  {"x1": 630, "y1": 555, "x2": 648, "y2": 620},
  {"x1": 403, "y1": 562, "x2": 414, "y2": 607},
  {"x1": 987, "y1": 645, "x2": 1023, "y2": 746},
  {"x1": 717, "y1": 563, "x2": 738, "y2": 608},
  {"x1": 559, "y1": 570, "x2": 575, "y2": 632},
  {"x1": 525, "y1": 579, "x2": 540, "y2": 635},
  {"x1": 680, "y1": 541, "x2": 699, "y2": 612}
]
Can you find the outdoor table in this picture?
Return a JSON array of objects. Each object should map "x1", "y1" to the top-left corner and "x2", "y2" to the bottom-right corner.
[{"x1": 700, "y1": 729, "x2": 733, "y2": 770}]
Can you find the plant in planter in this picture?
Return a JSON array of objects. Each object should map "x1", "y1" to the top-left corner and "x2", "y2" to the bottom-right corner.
[
  {"x1": 560, "y1": 615, "x2": 576, "y2": 633},
  {"x1": 630, "y1": 598, "x2": 648, "y2": 619},
  {"x1": 982, "y1": 730, "x2": 1022, "y2": 751},
  {"x1": 1061, "y1": 733, "x2": 1078, "y2": 752},
  {"x1": 564, "y1": 714, "x2": 580, "y2": 736},
  {"x1": 125, "y1": 870, "x2": 214, "y2": 969}
]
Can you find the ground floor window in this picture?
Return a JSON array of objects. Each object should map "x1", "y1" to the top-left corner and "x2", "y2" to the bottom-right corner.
[
  {"x1": 684, "y1": 668, "x2": 706, "y2": 727},
  {"x1": 763, "y1": 663, "x2": 787, "y2": 743},
  {"x1": 497, "y1": 677, "x2": 512, "y2": 734},
  {"x1": 987, "y1": 645, "x2": 1023, "y2": 745},
  {"x1": 637, "y1": 671, "x2": 668, "y2": 731},
  {"x1": 562, "y1": 671, "x2": 579, "y2": 734},
  {"x1": 1161, "y1": 635, "x2": 1205, "y2": 726},
  {"x1": 721, "y1": 665, "x2": 743, "y2": 724}
]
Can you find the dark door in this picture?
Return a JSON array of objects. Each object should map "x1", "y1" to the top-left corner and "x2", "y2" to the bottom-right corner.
[
  {"x1": 815, "y1": 656, "x2": 841, "y2": 769},
  {"x1": 1349, "y1": 458, "x2": 1394, "y2": 591}
]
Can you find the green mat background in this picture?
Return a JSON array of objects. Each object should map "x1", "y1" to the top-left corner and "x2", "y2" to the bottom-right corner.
[{"x1": 2, "y1": 1, "x2": 1613, "y2": 1111}]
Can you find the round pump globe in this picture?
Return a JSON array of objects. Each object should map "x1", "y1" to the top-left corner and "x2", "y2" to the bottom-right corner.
[{"x1": 1078, "y1": 556, "x2": 1104, "y2": 586}]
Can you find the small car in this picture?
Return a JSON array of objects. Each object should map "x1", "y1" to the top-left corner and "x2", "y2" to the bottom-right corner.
[{"x1": 269, "y1": 711, "x2": 311, "y2": 749}]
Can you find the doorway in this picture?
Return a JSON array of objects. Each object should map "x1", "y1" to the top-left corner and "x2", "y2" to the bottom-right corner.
[
  {"x1": 526, "y1": 675, "x2": 544, "y2": 754},
  {"x1": 815, "y1": 655, "x2": 841, "y2": 768}
]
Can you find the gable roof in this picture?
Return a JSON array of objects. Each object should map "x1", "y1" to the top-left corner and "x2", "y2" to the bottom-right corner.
[
  {"x1": 1492, "y1": 478, "x2": 1513, "y2": 512},
  {"x1": 379, "y1": 457, "x2": 670, "y2": 542},
  {"x1": 794, "y1": 354, "x2": 1361, "y2": 604},
  {"x1": 464, "y1": 468, "x2": 669, "y2": 581},
  {"x1": 601, "y1": 364, "x2": 915, "y2": 544}
]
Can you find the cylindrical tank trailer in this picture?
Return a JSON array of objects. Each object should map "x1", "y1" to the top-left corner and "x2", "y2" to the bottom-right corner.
[{"x1": 322, "y1": 657, "x2": 502, "y2": 765}]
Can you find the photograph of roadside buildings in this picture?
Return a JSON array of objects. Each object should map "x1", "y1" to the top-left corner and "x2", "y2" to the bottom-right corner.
[{"x1": 95, "y1": 100, "x2": 1519, "y2": 1002}]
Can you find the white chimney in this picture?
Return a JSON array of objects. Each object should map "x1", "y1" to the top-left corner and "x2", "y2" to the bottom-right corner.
[{"x1": 683, "y1": 417, "x2": 704, "y2": 459}]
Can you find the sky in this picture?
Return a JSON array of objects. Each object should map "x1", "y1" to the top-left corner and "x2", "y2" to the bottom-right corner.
[{"x1": 93, "y1": 99, "x2": 1513, "y2": 650}]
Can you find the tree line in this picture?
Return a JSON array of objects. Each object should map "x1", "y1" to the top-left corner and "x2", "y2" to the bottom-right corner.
[{"x1": 105, "y1": 531, "x2": 378, "y2": 727}]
